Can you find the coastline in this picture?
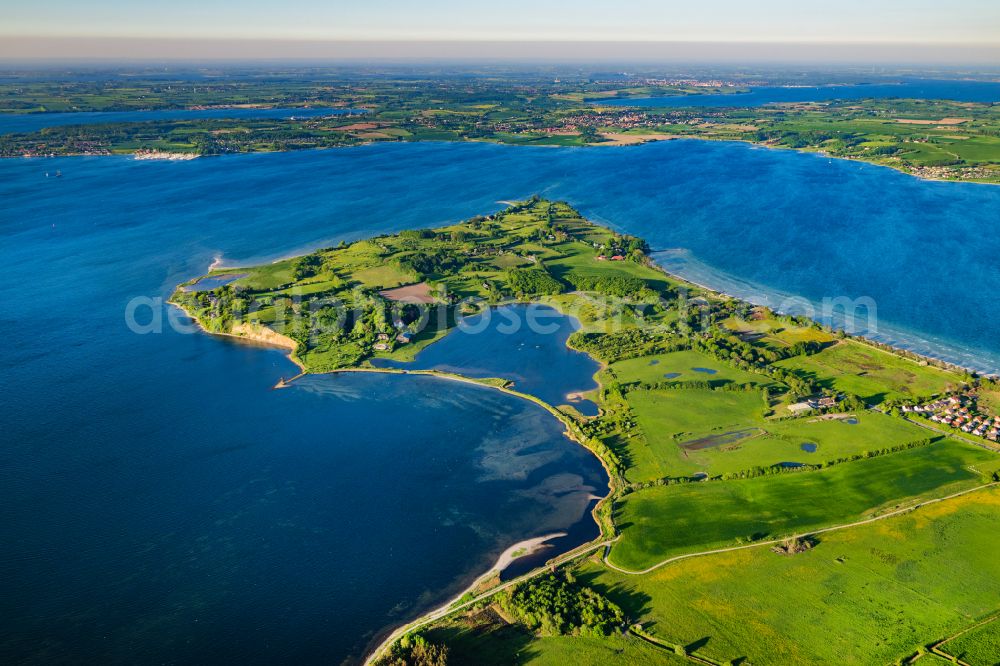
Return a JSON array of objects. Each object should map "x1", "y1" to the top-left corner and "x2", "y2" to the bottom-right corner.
[
  {"x1": 171, "y1": 199, "x2": 995, "y2": 664},
  {"x1": 491, "y1": 533, "x2": 568, "y2": 575},
  {"x1": 7, "y1": 134, "x2": 998, "y2": 186},
  {"x1": 166, "y1": 299, "x2": 306, "y2": 372},
  {"x1": 650, "y1": 249, "x2": 997, "y2": 377}
]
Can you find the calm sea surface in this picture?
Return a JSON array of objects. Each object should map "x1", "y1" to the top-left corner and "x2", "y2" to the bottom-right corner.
[
  {"x1": 599, "y1": 78, "x2": 1000, "y2": 107},
  {"x1": 3, "y1": 138, "x2": 1000, "y2": 663},
  {"x1": 0, "y1": 107, "x2": 360, "y2": 135}
]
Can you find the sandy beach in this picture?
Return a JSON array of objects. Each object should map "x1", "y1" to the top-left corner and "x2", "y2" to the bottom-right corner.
[{"x1": 490, "y1": 533, "x2": 567, "y2": 574}]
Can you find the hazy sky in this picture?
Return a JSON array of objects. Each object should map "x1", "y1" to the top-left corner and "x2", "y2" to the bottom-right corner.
[{"x1": 3, "y1": 0, "x2": 999, "y2": 60}]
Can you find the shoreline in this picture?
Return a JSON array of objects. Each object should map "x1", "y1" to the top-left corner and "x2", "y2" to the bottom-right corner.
[
  {"x1": 313, "y1": 368, "x2": 614, "y2": 664},
  {"x1": 649, "y1": 249, "x2": 997, "y2": 377},
  {"x1": 171, "y1": 200, "x2": 994, "y2": 663},
  {"x1": 7, "y1": 135, "x2": 999, "y2": 186},
  {"x1": 491, "y1": 532, "x2": 567, "y2": 575},
  {"x1": 166, "y1": 299, "x2": 307, "y2": 372}
]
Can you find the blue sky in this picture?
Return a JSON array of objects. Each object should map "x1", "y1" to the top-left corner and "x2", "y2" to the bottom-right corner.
[{"x1": 6, "y1": 0, "x2": 1000, "y2": 43}]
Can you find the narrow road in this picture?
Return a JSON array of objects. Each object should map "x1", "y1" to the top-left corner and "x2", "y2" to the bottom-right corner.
[{"x1": 603, "y1": 482, "x2": 997, "y2": 576}]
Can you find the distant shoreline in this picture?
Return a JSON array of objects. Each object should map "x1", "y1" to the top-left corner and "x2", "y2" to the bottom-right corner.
[{"x1": 6, "y1": 134, "x2": 998, "y2": 186}]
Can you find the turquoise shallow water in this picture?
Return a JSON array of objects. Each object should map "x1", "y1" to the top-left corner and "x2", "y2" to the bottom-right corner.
[{"x1": 2, "y1": 139, "x2": 1000, "y2": 663}]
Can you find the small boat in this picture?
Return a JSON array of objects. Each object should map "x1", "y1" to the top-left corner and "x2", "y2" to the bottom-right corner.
[{"x1": 55, "y1": 170, "x2": 62, "y2": 178}]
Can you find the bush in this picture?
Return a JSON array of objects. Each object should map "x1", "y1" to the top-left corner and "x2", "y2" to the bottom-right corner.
[
  {"x1": 564, "y1": 272, "x2": 647, "y2": 298},
  {"x1": 495, "y1": 572, "x2": 624, "y2": 637},
  {"x1": 505, "y1": 267, "x2": 564, "y2": 296}
]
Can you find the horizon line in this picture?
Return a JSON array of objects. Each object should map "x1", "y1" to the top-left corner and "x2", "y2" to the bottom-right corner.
[{"x1": 3, "y1": 37, "x2": 999, "y2": 66}]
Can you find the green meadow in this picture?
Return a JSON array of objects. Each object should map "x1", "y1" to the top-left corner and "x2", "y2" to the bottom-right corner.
[
  {"x1": 621, "y1": 386, "x2": 929, "y2": 480},
  {"x1": 580, "y1": 486, "x2": 1000, "y2": 665},
  {"x1": 609, "y1": 440, "x2": 998, "y2": 571},
  {"x1": 610, "y1": 349, "x2": 772, "y2": 387},
  {"x1": 938, "y1": 616, "x2": 1000, "y2": 666}
]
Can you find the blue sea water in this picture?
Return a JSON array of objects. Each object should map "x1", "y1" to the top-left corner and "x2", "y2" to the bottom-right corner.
[
  {"x1": 3, "y1": 138, "x2": 1000, "y2": 663},
  {"x1": 0, "y1": 107, "x2": 360, "y2": 135},
  {"x1": 600, "y1": 78, "x2": 1000, "y2": 107},
  {"x1": 372, "y1": 304, "x2": 601, "y2": 415}
]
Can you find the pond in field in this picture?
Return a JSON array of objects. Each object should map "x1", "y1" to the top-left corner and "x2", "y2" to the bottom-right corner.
[
  {"x1": 680, "y1": 428, "x2": 763, "y2": 451},
  {"x1": 801, "y1": 442, "x2": 818, "y2": 453}
]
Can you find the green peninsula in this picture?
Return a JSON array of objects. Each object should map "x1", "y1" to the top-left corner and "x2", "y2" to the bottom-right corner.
[
  {"x1": 173, "y1": 199, "x2": 1000, "y2": 666},
  {"x1": 171, "y1": 198, "x2": 672, "y2": 374}
]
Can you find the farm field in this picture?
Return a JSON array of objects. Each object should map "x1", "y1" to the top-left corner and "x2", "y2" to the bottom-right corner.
[
  {"x1": 622, "y1": 387, "x2": 929, "y2": 480},
  {"x1": 608, "y1": 439, "x2": 998, "y2": 571},
  {"x1": 774, "y1": 340, "x2": 960, "y2": 403},
  {"x1": 579, "y1": 486, "x2": 1000, "y2": 665},
  {"x1": 937, "y1": 615, "x2": 1000, "y2": 666}
]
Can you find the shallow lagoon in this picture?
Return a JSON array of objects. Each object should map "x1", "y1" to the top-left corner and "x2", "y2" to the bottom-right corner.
[{"x1": 372, "y1": 304, "x2": 601, "y2": 415}]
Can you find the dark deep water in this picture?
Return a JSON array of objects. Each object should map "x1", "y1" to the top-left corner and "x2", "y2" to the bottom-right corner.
[{"x1": 3, "y1": 137, "x2": 1000, "y2": 663}]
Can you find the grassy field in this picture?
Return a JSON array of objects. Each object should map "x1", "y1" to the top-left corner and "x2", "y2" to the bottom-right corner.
[
  {"x1": 609, "y1": 439, "x2": 998, "y2": 571},
  {"x1": 937, "y1": 615, "x2": 1000, "y2": 666},
  {"x1": 774, "y1": 340, "x2": 961, "y2": 403},
  {"x1": 621, "y1": 388, "x2": 766, "y2": 480},
  {"x1": 580, "y1": 485, "x2": 1000, "y2": 665},
  {"x1": 621, "y1": 386, "x2": 930, "y2": 480},
  {"x1": 610, "y1": 349, "x2": 772, "y2": 387},
  {"x1": 721, "y1": 313, "x2": 837, "y2": 350}
]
